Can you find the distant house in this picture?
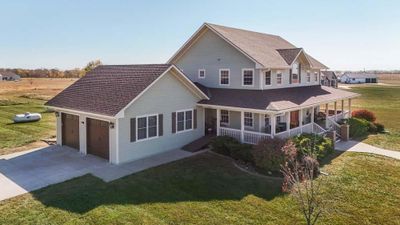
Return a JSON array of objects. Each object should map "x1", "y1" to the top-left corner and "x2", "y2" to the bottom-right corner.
[
  {"x1": 321, "y1": 71, "x2": 338, "y2": 88},
  {"x1": 340, "y1": 72, "x2": 377, "y2": 84},
  {"x1": 0, "y1": 71, "x2": 21, "y2": 81}
]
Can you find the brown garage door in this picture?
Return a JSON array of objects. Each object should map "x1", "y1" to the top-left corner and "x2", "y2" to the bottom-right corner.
[
  {"x1": 62, "y1": 113, "x2": 80, "y2": 150},
  {"x1": 87, "y1": 118, "x2": 109, "y2": 160}
]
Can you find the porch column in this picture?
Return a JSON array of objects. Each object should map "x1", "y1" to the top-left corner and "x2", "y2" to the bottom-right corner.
[
  {"x1": 259, "y1": 113, "x2": 263, "y2": 132},
  {"x1": 216, "y1": 108, "x2": 221, "y2": 136},
  {"x1": 325, "y1": 103, "x2": 329, "y2": 128},
  {"x1": 300, "y1": 109, "x2": 303, "y2": 133},
  {"x1": 240, "y1": 111, "x2": 245, "y2": 142},
  {"x1": 286, "y1": 112, "x2": 290, "y2": 135},
  {"x1": 348, "y1": 99, "x2": 352, "y2": 117},
  {"x1": 334, "y1": 101, "x2": 338, "y2": 120},
  {"x1": 341, "y1": 99, "x2": 345, "y2": 114},
  {"x1": 271, "y1": 114, "x2": 276, "y2": 138},
  {"x1": 311, "y1": 106, "x2": 315, "y2": 132}
]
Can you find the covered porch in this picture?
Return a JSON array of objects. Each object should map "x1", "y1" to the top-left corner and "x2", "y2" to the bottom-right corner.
[{"x1": 203, "y1": 98, "x2": 354, "y2": 145}]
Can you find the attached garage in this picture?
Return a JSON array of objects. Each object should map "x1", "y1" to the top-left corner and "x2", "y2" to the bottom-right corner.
[
  {"x1": 61, "y1": 113, "x2": 80, "y2": 150},
  {"x1": 87, "y1": 118, "x2": 110, "y2": 160}
]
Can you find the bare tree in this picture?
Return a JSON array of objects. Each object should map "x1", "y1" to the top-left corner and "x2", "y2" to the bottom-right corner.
[{"x1": 281, "y1": 156, "x2": 324, "y2": 225}]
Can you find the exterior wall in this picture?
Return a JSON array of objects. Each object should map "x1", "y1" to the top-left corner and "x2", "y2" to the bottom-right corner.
[
  {"x1": 117, "y1": 71, "x2": 204, "y2": 164},
  {"x1": 175, "y1": 29, "x2": 258, "y2": 89}
]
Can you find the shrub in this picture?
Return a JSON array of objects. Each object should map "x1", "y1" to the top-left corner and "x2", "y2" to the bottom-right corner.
[
  {"x1": 229, "y1": 143, "x2": 254, "y2": 163},
  {"x1": 291, "y1": 133, "x2": 334, "y2": 160},
  {"x1": 374, "y1": 122, "x2": 385, "y2": 133},
  {"x1": 352, "y1": 109, "x2": 376, "y2": 122},
  {"x1": 210, "y1": 136, "x2": 239, "y2": 156},
  {"x1": 252, "y1": 138, "x2": 297, "y2": 173},
  {"x1": 368, "y1": 122, "x2": 378, "y2": 133},
  {"x1": 347, "y1": 117, "x2": 370, "y2": 137}
]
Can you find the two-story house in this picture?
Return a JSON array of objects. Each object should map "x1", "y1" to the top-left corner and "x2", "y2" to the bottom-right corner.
[{"x1": 46, "y1": 23, "x2": 359, "y2": 164}]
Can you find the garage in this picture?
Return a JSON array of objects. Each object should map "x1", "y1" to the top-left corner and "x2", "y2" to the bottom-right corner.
[
  {"x1": 61, "y1": 113, "x2": 80, "y2": 150},
  {"x1": 87, "y1": 118, "x2": 110, "y2": 160}
]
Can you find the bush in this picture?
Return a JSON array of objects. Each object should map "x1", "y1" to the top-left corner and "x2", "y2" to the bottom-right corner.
[
  {"x1": 291, "y1": 133, "x2": 334, "y2": 160},
  {"x1": 229, "y1": 143, "x2": 254, "y2": 163},
  {"x1": 252, "y1": 138, "x2": 297, "y2": 173},
  {"x1": 352, "y1": 109, "x2": 376, "y2": 122},
  {"x1": 347, "y1": 117, "x2": 370, "y2": 137},
  {"x1": 368, "y1": 122, "x2": 378, "y2": 133},
  {"x1": 210, "y1": 136, "x2": 239, "y2": 156},
  {"x1": 374, "y1": 122, "x2": 385, "y2": 133}
]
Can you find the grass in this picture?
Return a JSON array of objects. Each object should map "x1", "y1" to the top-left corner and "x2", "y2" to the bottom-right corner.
[
  {"x1": 0, "y1": 152, "x2": 399, "y2": 225},
  {"x1": 0, "y1": 78, "x2": 75, "y2": 154},
  {"x1": 346, "y1": 83, "x2": 400, "y2": 151}
]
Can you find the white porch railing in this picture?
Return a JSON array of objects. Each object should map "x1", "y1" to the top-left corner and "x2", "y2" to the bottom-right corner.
[
  {"x1": 326, "y1": 117, "x2": 342, "y2": 138},
  {"x1": 313, "y1": 123, "x2": 327, "y2": 135},
  {"x1": 243, "y1": 130, "x2": 271, "y2": 145},
  {"x1": 219, "y1": 127, "x2": 241, "y2": 141},
  {"x1": 275, "y1": 131, "x2": 289, "y2": 139},
  {"x1": 289, "y1": 126, "x2": 302, "y2": 136}
]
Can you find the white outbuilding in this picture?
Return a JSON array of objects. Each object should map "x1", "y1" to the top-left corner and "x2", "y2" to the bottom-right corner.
[{"x1": 339, "y1": 72, "x2": 377, "y2": 84}]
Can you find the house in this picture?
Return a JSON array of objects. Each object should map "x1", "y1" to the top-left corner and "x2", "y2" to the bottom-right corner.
[
  {"x1": 339, "y1": 72, "x2": 377, "y2": 84},
  {"x1": 0, "y1": 71, "x2": 21, "y2": 81},
  {"x1": 321, "y1": 71, "x2": 338, "y2": 88},
  {"x1": 46, "y1": 23, "x2": 359, "y2": 164}
]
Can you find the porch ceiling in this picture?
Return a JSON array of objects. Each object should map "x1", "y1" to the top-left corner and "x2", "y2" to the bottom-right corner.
[{"x1": 197, "y1": 84, "x2": 360, "y2": 112}]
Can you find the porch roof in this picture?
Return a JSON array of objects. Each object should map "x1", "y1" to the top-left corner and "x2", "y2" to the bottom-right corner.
[{"x1": 196, "y1": 84, "x2": 360, "y2": 112}]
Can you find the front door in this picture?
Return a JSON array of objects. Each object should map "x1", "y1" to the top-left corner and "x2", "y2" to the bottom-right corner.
[
  {"x1": 290, "y1": 110, "x2": 300, "y2": 129},
  {"x1": 204, "y1": 108, "x2": 217, "y2": 135}
]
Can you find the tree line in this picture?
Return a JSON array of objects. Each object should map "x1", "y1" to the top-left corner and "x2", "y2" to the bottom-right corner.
[{"x1": 0, "y1": 60, "x2": 102, "y2": 78}]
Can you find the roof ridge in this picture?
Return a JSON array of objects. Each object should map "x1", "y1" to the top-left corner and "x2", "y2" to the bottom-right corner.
[
  {"x1": 98, "y1": 63, "x2": 171, "y2": 67},
  {"x1": 205, "y1": 22, "x2": 282, "y2": 38}
]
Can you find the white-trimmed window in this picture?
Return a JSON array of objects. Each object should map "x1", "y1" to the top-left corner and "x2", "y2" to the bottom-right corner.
[
  {"x1": 198, "y1": 69, "x2": 206, "y2": 79},
  {"x1": 177, "y1": 109, "x2": 193, "y2": 132},
  {"x1": 242, "y1": 69, "x2": 254, "y2": 86},
  {"x1": 220, "y1": 110, "x2": 229, "y2": 125},
  {"x1": 314, "y1": 72, "x2": 318, "y2": 81},
  {"x1": 219, "y1": 69, "x2": 230, "y2": 85},
  {"x1": 292, "y1": 73, "x2": 299, "y2": 84},
  {"x1": 137, "y1": 114, "x2": 158, "y2": 141},
  {"x1": 244, "y1": 112, "x2": 253, "y2": 127},
  {"x1": 307, "y1": 71, "x2": 311, "y2": 82},
  {"x1": 265, "y1": 71, "x2": 271, "y2": 85},
  {"x1": 277, "y1": 71, "x2": 282, "y2": 85}
]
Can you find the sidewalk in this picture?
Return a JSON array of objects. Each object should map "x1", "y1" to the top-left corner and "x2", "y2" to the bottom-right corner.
[{"x1": 336, "y1": 140, "x2": 400, "y2": 160}]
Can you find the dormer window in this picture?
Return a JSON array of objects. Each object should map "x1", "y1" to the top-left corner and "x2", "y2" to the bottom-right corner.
[
  {"x1": 242, "y1": 69, "x2": 254, "y2": 86},
  {"x1": 198, "y1": 69, "x2": 206, "y2": 79},
  {"x1": 219, "y1": 69, "x2": 230, "y2": 85},
  {"x1": 291, "y1": 63, "x2": 299, "y2": 84}
]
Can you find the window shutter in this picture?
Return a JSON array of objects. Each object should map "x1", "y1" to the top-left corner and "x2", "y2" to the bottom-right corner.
[
  {"x1": 299, "y1": 63, "x2": 302, "y2": 83},
  {"x1": 158, "y1": 114, "x2": 163, "y2": 136},
  {"x1": 193, "y1": 109, "x2": 197, "y2": 129},
  {"x1": 130, "y1": 118, "x2": 136, "y2": 142},
  {"x1": 289, "y1": 69, "x2": 292, "y2": 84},
  {"x1": 172, "y1": 112, "x2": 176, "y2": 133}
]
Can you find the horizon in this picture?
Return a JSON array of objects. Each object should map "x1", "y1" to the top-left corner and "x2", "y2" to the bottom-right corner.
[{"x1": 0, "y1": 0, "x2": 399, "y2": 71}]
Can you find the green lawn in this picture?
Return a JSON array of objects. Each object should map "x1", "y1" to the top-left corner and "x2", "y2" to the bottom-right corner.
[
  {"x1": 0, "y1": 152, "x2": 399, "y2": 225},
  {"x1": 0, "y1": 98, "x2": 55, "y2": 151},
  {"x1": 349, "y1": 84, "x2": 400, "y2": 151}
]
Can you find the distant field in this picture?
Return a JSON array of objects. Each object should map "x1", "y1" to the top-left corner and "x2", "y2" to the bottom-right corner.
[{"x1": 0, "y1": 78, "x2": 76, "y2": 154}]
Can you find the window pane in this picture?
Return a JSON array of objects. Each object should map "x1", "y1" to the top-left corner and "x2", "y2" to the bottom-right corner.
[
  {"x1": 148, "y1": 116, "x2": 157, "y2": 127},
  {"x1": 138, "y1": 128, "x2": 147, "y2": 140},
  {"x1": 137, "y1": 117, "x2": 147, "y2": 128},
  {"x1": 220, "y1": 70, "x2": 229, "y2": 84},
  {"x1": 244, "y1": 112, "x2": 253, "y2": 127},
  {"x1": 185, "y1": 111, "x2": 193, "y2": 129},
  {"x1": 243, "y1": 70, "x2": 253, "y2": 85},
  {"x1": 177, "y1": 121, "x2": 184, "y2": 131},
  {"x1": 177, "y1": 112, "x2": 184, "y2": 122},
  {"x1": 265, "y1": 71, "x2": 271, "y2": 85},
  {"x1": 148, "y1": 127, "x2": 157, "y2": 137},
  {"x1": 221, "y1": 110, "x2": 229, "y2": 124}
]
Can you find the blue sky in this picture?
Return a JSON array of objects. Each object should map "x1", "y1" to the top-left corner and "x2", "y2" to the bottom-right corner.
[{"x1": 0, "y1": 0, "x2": 399, "y2": 70}]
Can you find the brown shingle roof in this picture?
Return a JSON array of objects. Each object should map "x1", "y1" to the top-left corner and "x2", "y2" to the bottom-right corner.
[
  {"x1": 45, "y1": 64, "x2": 172, "y2": 116},
  {"x1": 197, "y1": 85, "x2": 359, "y2": 111},
  {"x1": 276, "y1": 48, "x2": 303, "y2": 65},
  {"x1": 321, "y1": 71, "x2": 338, "y2": 80}
]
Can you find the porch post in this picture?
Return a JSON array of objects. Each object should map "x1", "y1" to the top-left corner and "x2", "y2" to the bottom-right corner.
[
  {"x1": 286, "y1": 112, "x2": 291, "y2": 135},
  {"x1": 341, "y1": 99, "x2": 345, "y2": 114},
  {"x1": 348, "y1": 99, "x2": 352, "y2": 117},
  {"x1": 311, "y1": 106, "x2": 315, "y2": 133},
  {"x1": 216, "y1": 108, "x2": 221, "y2": 136},
  {"x1": 259, "y1": 113, "x2": 262, "y2": 132},
  {"x1": 240, "y1": 111, "x2": 245, "y2": 142},
  {"x1": 300, "y1": 109, "x2": 303, "y2": 133},
  {"x1": 325, "y1": 103, "x2": 329, "y2": 128},
  {"x1": 271, "y1": 114, "x2": 276, "y2": 138},
  {"x1": 334, "y1": 101, "x2": 338, "y2": 121}
]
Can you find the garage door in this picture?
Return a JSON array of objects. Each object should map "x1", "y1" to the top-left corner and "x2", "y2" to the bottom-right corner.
[
  {"x1": 87, "y1": 118, "x2": 109, "y2": 160},
  {"x1": 62, "y1": 113, "x2": 80, "y2": 150}
]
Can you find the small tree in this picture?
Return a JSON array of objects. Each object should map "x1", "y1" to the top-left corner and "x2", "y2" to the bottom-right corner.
[
  {"x1": 83, "y1": 60, "x2": 102, "y2": 75},
  {"x1": 281, "y1": 156, "x2": 324, "y2": 225}
]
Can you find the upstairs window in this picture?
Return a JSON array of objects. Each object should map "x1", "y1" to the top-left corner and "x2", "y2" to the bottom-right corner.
[
  {"x1": 276, "y1": 72, "x2": 282, "y2": 85},
  {"x1": 265, "y1": 71, "x2": 271, "y2": 85},
  {"x1": 292, "y1": 73, "x2": 299, "y2": 83},
  {"x1": 314, "y1": 72, "x2": 318, "y2": 81},
  {"x1": 220, "y1": 110, "x2": 229, "y2": 125},
  {"x1": 198, "y1": 69, "x2": 206, "y2": 79},
  {"x1": 242, "y1": 69, "x2": 254, "y2": 86},
  {"x1": 219, "y1": 69, "x2": 230, "y2": 85},
  {"x1": 307, "y1": 71, "x2": 311, "y2": 82},
  {"x1": 291, "y1": 63, "x2": 299, "y2": 84},
  {"x1": 244, "y1": 112, "x2": 253, "y2": 127}
]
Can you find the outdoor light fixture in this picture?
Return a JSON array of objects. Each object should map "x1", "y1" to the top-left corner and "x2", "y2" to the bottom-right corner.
[
  {"x1": 109, "y1": 122, "x2": 115, "y2": 129},
  {"x1": 54, "y1": 112, "x2": 60, "y2": 117}
]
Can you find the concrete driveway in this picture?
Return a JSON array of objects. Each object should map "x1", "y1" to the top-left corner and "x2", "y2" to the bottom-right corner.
[{"x1": 0, "y1": 145, "x2": 196, "y2": 201}]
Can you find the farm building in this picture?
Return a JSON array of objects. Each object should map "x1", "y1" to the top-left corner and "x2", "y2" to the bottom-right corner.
[
  {"x1": 339, "y1": 72, "x2": 377, "y2": 84},
  {"x1": 321, "y1": 71, "x2": 338, "y2": 88},
  {"x1": 0, "y1": 71, "x2": 21, "y2": 81}
]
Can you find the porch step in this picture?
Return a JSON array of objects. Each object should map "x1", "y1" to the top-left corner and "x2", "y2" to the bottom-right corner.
[{"x1": 182, "y1": 135, "x2": 213, "y2": 153}]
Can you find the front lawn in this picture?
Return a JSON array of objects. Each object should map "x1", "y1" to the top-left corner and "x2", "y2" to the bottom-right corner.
[
  {"x1": 0, "y1": 152, "x2": 399, "y2": 224},
  {"x1": 346, "y1": 84, "x2": 400, "y2": 151}
]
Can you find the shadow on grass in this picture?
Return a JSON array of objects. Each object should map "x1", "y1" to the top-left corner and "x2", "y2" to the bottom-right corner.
[{"x1": 30, "y1": 152, "x2": 283, "y2": 214}]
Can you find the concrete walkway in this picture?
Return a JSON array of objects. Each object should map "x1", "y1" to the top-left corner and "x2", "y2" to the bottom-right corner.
[
  {"x1": 336, "y1": 140, "x2": 400, "y2": 160},
  {"x1": 0, "y1": 145, "x2": 197, "y2": 201}
]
